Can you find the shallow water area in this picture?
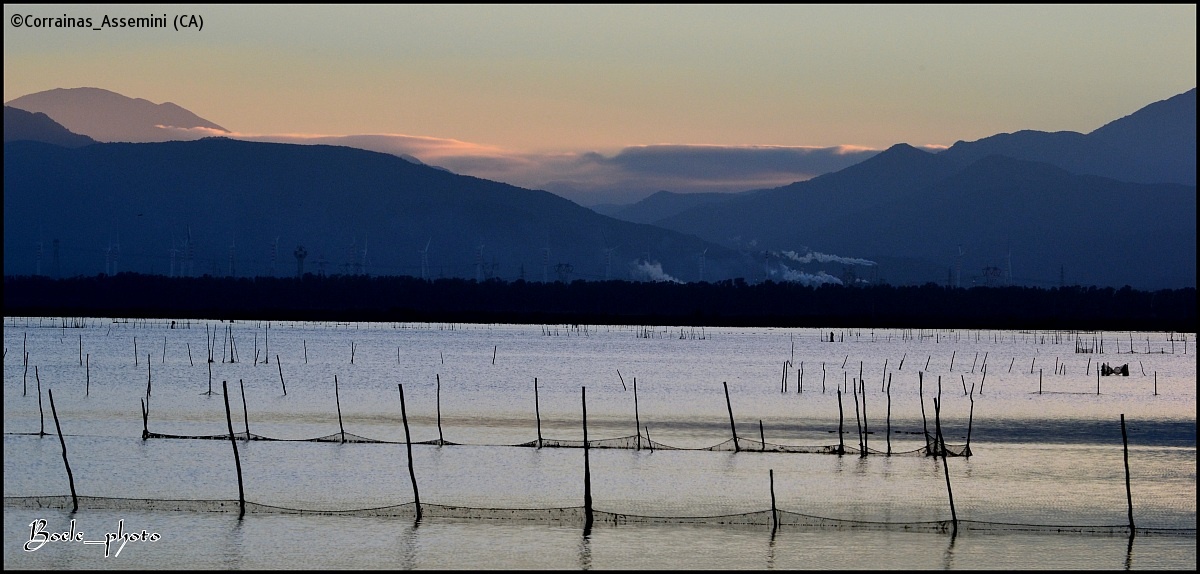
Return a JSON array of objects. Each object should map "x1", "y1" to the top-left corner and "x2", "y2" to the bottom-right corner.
[{"x1": 4, "y1": 318, "x2": 1195, "y2": 569}]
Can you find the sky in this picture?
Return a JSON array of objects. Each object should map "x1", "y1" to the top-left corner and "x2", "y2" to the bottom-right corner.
[{"x1": 4, "y1": 4, "x2": 1197, "y2": 205}]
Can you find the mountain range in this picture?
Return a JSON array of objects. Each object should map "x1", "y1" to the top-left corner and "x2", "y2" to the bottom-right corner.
[{"x1": 4, "y1": 87, "x2": 1196, "y2": 289}]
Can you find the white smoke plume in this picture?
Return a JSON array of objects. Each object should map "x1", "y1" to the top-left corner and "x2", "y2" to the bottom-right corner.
[
  {"x1": 777, "y1": 250, "x2": 875, "y2": 266},
  {"x1": 630, "y1": 260, "x2": 681, "y2": 283},
  {"x1": 775, "y1": 267, "x2": 844, "y2": 286}
]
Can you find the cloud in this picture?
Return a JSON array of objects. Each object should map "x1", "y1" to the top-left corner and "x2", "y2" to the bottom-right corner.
[{"x1": 158, "y1": 127, "x2": 890, "y2": 205}]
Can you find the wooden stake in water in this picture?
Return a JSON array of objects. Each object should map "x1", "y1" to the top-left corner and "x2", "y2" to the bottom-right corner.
[
  {"x1": 303, "y1": 340, "x2": 308, "y2": 364},
  {"x1": 633, "y1": 377, "x2": 641, "y2": 450},
  {"x1": 492, "y1": 345, "x2": 497, "y2": 365},
  {"x1": 277, "y1": 355, "x2": 287, "y2": 395},
  {"x1": 534, "y1": 377, "x2": 543, "y2": 448},
  {"x1": 933, "y1": 396, "x2": 957, "y2": 535},
  {"x1": 885, "y1": 373, "x2": 892, "y2": 456},
  {"x1": 335, "y1": 375, "x2": 346, "y2": 443},
  {"x1": 919, "y1": 371, "x2": 929, "y2": 453},
  {"x1": 48, "y1": 389, "x2": 78, "y2": 513},
  {"x1": 836, "y1": 388, "x2": 845, "y2": 456},
  {"x1": 759, "y1": 419, "x2": 766, "y2": 452},
  {"x1": 85, "y1": 354, "x2": 90, "y2": 397},
  {"x1": 141, "y1": 398, "x2": 149, "y2": 440},
  {"x1": 397, "y1": 383, "x2": 422, "y2": 522},
  {"x1": 221, "y1": 380, "x2": 246, "y2": 520},
  {"x1": 1120, "y1": 414, "x2": 1134, "y2": 533},
  {"x1": 966, "y1": 383, "x2": 975, "y2": 457},
  {"x1": 436, "y1": 374, "x2": 444, "y2": 446},
  {"x1": 769, "y1": 469, "x2": 778, "y2": 535},
  {"x1": 187, "y1": 342, "x2": 194, "y2": 366},
  {"x1": 239, "y1": 379, "x2": 250, "y2": 439},
  {"x1": 723, "y1": 381, "x2": 739, "y2": 452},
  {"x1": 582, "y1": 386, "x2": 593, "y2": 531},
  {"x1": 36, "y1": 366, "x2": 46, "y2": 436}
]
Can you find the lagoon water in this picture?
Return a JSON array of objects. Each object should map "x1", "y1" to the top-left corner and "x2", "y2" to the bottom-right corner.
[{"x1": 4, "y1": 317, "x2": 1195, "y2": 569}]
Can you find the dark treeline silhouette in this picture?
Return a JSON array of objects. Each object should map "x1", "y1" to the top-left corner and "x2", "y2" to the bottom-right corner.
[{"x1": 3, "y1": 273, "x2": 1194, "y2": 331}]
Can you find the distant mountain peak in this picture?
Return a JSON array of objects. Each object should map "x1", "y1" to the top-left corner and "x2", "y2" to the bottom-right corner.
[{"x1": 5, "y1": 87, "x2": 228, "y2": 143}]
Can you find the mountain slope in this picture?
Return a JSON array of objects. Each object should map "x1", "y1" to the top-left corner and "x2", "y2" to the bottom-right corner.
[
  {"x1": 5, "y1": 87, "x2": 228, "y2": 143},
  {"x1": 3, "y1": 106, "x2": 96, "y2": 147},
  {"x1": 3, "y1": 138, "x2": 758, "y2": 283},
  {"x1": 939, "y1": 88, "x2": 1196, "y2": 185}
]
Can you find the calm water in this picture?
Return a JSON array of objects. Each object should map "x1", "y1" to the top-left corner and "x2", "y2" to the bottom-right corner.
[{"x1": 4, "y1": 317, "x2": 1196, "y2": 569}]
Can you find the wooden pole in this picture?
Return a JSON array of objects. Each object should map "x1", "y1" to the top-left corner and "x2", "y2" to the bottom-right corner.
[
  {"x1": 239, "y1": 379, "x2": 250, "y2": 440},
  {"x1": 222, "y1": 380, "x2": 246, "y2": 520},
  {"x1": 1120, "y1": 414, "x2": 1134, "y2": 534},
  {"x1": 436, "y1": 374, "x2": 444, "y2": 445},
  {"x1": 633, "y1": 377, "x2": 641, "y2": 450},
  {"x1": 852, "y1": 378, "x2": 863, "y2": 455},
  {"x1": 759, "y1": 419, "x2": 766, "y2": 452},
  {"x1": 85, "y1": 354, "x2": 90, "y2": 397},
  {"x1": 836, "y1": 388, "x2": 845, "y2": 455},
  {"x1": 335, "y1": 375, "x2": 345, "y2": 443},
  {"x1": 582, "y1": 386, "x2": 593, "y2": 531},
  {"x1": 303, "y1": 340, "x2": 308, "y2": 364},
  {"x1": 799, "y1": 362, "x2": 804, "y2": 394},
  {"x1": 534, "y1": 378, "x2": 543, "y2": 448},
  {"x1": 146, "y1": 354, "x2": 152, "y2": 397},
  {"x1": 277, "y1": 355, "x2": 287, "y2": 395},
  {"x1": 769, "y1": 469, "x2": 778, "y2": 535},
  {"x1": 860, "y1": 377, "x2": 869, "y2": 455},
  {"x1": 141, "y1": 398, "x2": 149, "y2": 440},
  {"x1": 36, "y1": 366, "x2": 45, "y2": 436},
  {"x1": 398, "y1": 383, "x2": 422, "y2": 521},
  {"x1": 919, "y1": 371, "x2": 930, "y2": 454},
  {"x1": 47, "y1": 389, "x2": 78, "y2": 513},
  {"x1": 934, "y1": 396, "x2": 957, "y2": 535},
  {"x1": 886, "y1": 373, "x2": 892, "y2": 456},
  {"x1": 723, "y1": 381, "x2": 739, "y2": 452},
  {"x1": 187, "y1": 342, "x2": 194, "y2": 366},
  {"x1": 966, "y1": 383, "x2": 975, "y2": 457}
]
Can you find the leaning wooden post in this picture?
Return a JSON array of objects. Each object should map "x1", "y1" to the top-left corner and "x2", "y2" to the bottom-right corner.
[
  {"x1": 48, "y1": 388, "x2": 78, "y2": 513},
  {"x1": 141, "y1": 399, "x2": 149, "y2": 440},
  {"x1": 759, "y1": 419, "x2": 766, "y2": 452},
  {"x1": 933, "y1": 396, "x2": 957, "y2": 535},
  {"x1": 239, "y1": 379, "x2": 250, "y2": 440},
  {"x1": 860, "y1": 377, "x2": 869, "y2": 455},
  {"x1": 582, "y1": 386, "x2": 593, "y2": 531},
  {"x1": 36, "y1": 366, "x2": 46, "y2": 436},
  {"x1": 221, "y1": 380, "x2": 246, "y2": 520},
  {"x1": 836, "y1": 388, "x2": 845, "y2": 456},
  {"x1": 769, "y1": 469, "x2": 778, "y2": 535},
  {"x1": 145, "y1": 354, "x2": 152, "y2": 397},
  {"x1": 398, "y1": 383, "x2": 422, "y2": 522},
  {"x1": 852, "y1": 378, "x2": 863, "y2": 455},
  {"x1": 723, "y1": 381, "x2": 739, "y2": 452},
  {"x1": 334, "y1": 375, "x2": 346, "y2": 443},
  {"x1": 276, "y1": 356, "x2": 286, "y2": 395},
  {"x1": 633, "y1": 377, "x2": 642, "y2": 450},
  {"x1": 885, "y1": 373, "x2": 892, "y2": 456},
  {"x1": 919, "y1": 371, "x2": 930, "y2": 454},
  {"x1": 436, "y1": 374, "x2": 444, "y2": 446},
  {"x1": 965, "y1": 383, "x2": 975, "y2": 457},
  {"x1": 1120, "y1": 414, "x2": 1134, "y2": 534},
  {"x1": 85, "y1": 354, "x2": 90, "y2": 397},
  {"x1": 534, "y1": 378, "x2": 543, "y2": 448}
]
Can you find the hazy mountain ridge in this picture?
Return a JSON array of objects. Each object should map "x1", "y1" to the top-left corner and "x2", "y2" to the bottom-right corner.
[
  {"x1": 5, "y1": 87, "x2": 228, "y2": 143},
  {"x1": 3, "y1": 86, "x2": 1195, "y2": 289},
  {"x1": 938, "y1": 88, "x2": 1195, "y2": 186},
  {"x1": 3, "y1": 137, "x2": 758, "y2": 283},
  {"x1": 3, "y1": 106, "x2": 96, "y2": 147}
]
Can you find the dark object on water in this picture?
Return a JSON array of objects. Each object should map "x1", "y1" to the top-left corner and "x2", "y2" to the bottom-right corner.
[{"x1": 1099, "y1": 363, "x2": 1130, "y2": 376}]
